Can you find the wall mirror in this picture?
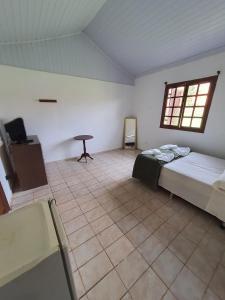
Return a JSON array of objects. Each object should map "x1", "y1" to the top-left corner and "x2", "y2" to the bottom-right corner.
[{"x1": 123, "y1": 117, "x2": 137, "y2": 149}]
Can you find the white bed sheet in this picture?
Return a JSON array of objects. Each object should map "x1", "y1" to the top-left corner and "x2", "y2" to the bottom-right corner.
[{"x1": 158, "y1": 152, "x2": 225, "y2": 211}]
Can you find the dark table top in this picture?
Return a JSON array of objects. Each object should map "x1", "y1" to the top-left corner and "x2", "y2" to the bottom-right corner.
[{"x1": 74, "y1": 135, "x2": 93, "y2": 141}]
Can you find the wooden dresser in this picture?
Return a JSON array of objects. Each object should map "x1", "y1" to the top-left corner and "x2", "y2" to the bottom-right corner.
[{"x1": 9, "y1": 135, "x2": 48, "y2": 191}]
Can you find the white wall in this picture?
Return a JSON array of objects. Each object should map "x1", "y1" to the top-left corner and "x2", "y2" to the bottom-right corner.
[
  {"x1": 133, "y1": 51, "x2": 225, "y2": 159},
  {"x1": 0, "y1": 65, "x2": 133, "y2": 162}
]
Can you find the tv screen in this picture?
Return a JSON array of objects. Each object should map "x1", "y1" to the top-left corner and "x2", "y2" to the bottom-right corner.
[{"x1": 4, "y1": 118, "x2": 27, "y2": 143}]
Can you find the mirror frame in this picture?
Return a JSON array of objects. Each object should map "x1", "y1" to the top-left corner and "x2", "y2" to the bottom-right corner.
[{"x1": 123, "y1": 117, "x2": 137, "y2": 150}]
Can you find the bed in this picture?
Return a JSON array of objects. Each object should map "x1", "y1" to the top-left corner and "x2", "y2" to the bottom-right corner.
[{"x1": 133, "y1": 151, "x2": 225, "y2": 224}]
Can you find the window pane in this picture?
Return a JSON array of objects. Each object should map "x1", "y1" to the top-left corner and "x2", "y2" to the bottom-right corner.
[
  {"x1": 196, "y1": 95, "x2": 207, "y2": 106},
  {"x1": 167, "y1": 98, "x2": 174, "y2": 107},
  {"x1": 191, "y1": 118, "x2": 202, "y2": 128},
  {"x1": 176, "y1": 86, "x2": 184, "y2": 96},
  {"x1": 182, "y1": 118, "x2": 191, "y2": 127},
  {"x1": 188, "y1": 85, "x2": 198, "y2": 95},
  {"x1": 186, "y1": 96, "x2": 195, "y2": 106},
  {"x1": 165, "y1": 107, "x2": 173, "y2": 116},
  {"x1": 163, "y1": 117, "x2": 171, "y2": 125},
  {"x1": 168, "y1": 88, "x2": 176, "y2": 97},
  {"x1": 194, "y1": 107, "x2": 204, "y2": 117},
  {"x1": 198, "y1": 83, "x2": 210, "y2": 94},
  {"x1": 184, "y1": 107, "x2": 193, "y2": 117},
  {"x1": 171, "y1": 117, "x2": 179, "y2": 126},
  {"x1": 174, "y1": 97, "x2": 183, "y2": 106},
  {"x1": 173, "y1": 107, "x2": 181, "y2": 116}
]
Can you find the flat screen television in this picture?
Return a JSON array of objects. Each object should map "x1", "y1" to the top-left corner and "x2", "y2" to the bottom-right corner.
[{"x1": 4, "y1": 118, "x2": 27, "y2": 143}]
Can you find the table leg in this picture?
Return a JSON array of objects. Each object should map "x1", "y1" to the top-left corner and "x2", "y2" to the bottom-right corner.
[{"x1": 77, "y1": 140, "x2": 93, "y2": 162}]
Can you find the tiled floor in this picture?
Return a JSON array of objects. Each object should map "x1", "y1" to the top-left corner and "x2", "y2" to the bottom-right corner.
[{"x1": 11, "y1": 150, "x2": 225, "y2": 300}]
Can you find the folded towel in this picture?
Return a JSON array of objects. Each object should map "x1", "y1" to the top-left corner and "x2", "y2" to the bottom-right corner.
[
  {"x1": 155, "y1": 152, "x2": 175, "y2": 162},
  {"x1": 142, "y1": 145, "x2": 190, "y2": 163},
  {"x1": 142, "y1": 148, "x2": 161, "y2": 155},
  {"x1": 213, "y1": 170, "x2": 225, "y2": 192},
  {"x1": 160, "y1": 144, "x2": 178, "y2": 150},
  {"x1": 173, "y1": 147, "x2": 190, "y2": 157}
]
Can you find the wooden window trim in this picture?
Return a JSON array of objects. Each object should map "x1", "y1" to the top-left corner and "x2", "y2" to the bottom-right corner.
[{"x1": 160, "y1": 75, "x2": 219, "y2": 133}]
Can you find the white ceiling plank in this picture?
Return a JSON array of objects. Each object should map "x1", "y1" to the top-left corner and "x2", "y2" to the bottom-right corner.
[{"x1": 0, "y1": 0, "x2": 106, "y2": 43}]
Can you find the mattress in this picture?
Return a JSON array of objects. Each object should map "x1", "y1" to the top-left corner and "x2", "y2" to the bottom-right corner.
[{"x1": 158, "y1": 152, "x2": 225, "y2": 210}]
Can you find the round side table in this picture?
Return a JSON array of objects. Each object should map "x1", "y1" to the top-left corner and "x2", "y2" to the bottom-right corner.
[{"x1": 74, "y1": 135, "x2": 94, "y2": 162}]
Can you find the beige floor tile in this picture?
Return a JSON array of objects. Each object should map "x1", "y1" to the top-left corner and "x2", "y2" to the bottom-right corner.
[
  {"x1": 209, "y1": 265, "x2": 225, "y2": 300},
  {"x1": 97, "y1": 224, "x2": 123, "y2": 248},
  {"x1": 171, "y1": 266, "x2": 206, "y2": 300},
  {"x1": 80, "y1": 296, "x2": 88, "y2": 300},
  {"x1": 60, "y1": 206, "x2": 82, "y2": 223},
  {"x1": 109, "y1": 206, "x2": 129, "y2": 222},
  {"x1": 117, "y1": 213, "x2": 139, "y2": 234},
  {"x1": 123, "y1": 198, "x2": 142, "y2": 213},
  {"x1": 109, "y1": 186, "x2": 126, "y2": 197},
  {"x1": 57, "y1": 199, "x2": 78, "y2": 213},
  {"x1": 69, "y1": 224, "x2": 94, "y2": 249},
  {"x1": 169, "y1": 234, "x2": 196, "y2": 263},
  {"x1": 54, "y1": 192, "x2": 74, "y2": 204},
  {"x1": 87, "y1": 269, "x2": 126, "y2": 300},
  {"x1": 163, "y1": 290, "x2": 177, "y2": 300},
  {"x1": 80, "y1": 199, "x2": 99, "y2": 213},
  {"x1": 143, "y1": 214, "x2": 164, "y2": 232},
  {"x1": 53, "y1": 187, "x2": 71, "y2": 198},
  {"x1": 154, "y1": 223, "x2": 178, "y2": 246},
  {"x1": 198, "y1": 234, "x2": 225, "y2": 268},
  {"x1": 203, "y1": 289, "x2": 220, "y2": 300},
  {"x1": 144, "y1": 197, "x2": 164, "y2": 211},
  {"x1": 106, "y1": 236, "x2": 134, "y2": 266},
  {"x1": 64, "y1": 215, "x2": 87, "y2": 235},
  {"x1": 51, "y1": 182, "x2": 67, "y2": 192},
  {"x1": 167, "y1": 213, "x2": 188, "y2": 231},
  {"x1": 132, "y1": 205, "x2": 152, "y2": 221},
  {"x1": 138, "y1": 235, "x2": 166, "y2": 265},
  {"x1": 156, "y1": 205, "x2": 175, "y2": 221},
  {"x1": 121, "y1": 292, "x2": 133, "y2": 300},
  {"x1": 221, "y1": 252, "x2": 225, "y2": 267},
  {"x1": 75, "y1": 187, "x2": 91, "y2": 197},
  {"x1": 33, "y1": 187, "x2": 51, "y2": 198},
  {"x1": 152, "y1": 249, "x2": 183, "y2": 287},
  {"x1": 96, "y1": 193, "x2": 115, "y2": 205},
  {"x1": 187, "y1": 248, "x2": 215, "y2": 284},
  {"x1": 76, "y1": 194, "x2": 95, "y2": 205},
  {"x1": 181, "y1": 222, "x2": 206, "y2": 244},
  {"x1": 126, "y1": 223, "x2": 151, "y2": 247},
  {"x1": 79, "y1": 251, "x2": 113, "y2": 291},
  {"x1": 13, "y1": 193, "x2": 33, "y2": 204},
  {"x1": 115, "y1": 191, "x2": 134, "y2": 204},
  {"x1": 72, "y1": 237, "x2": 103, "y2": 268},
  {"x1": 85, "y1": 206, "x2": 106, "y2": 222},
  {"x1": 116, "y1": 250, "x2": 148, "y2": 288},
  {"x1": 130, "y1": 268, "x2": 167, "y2": 300},
  {"x1": 101, "y1": 198, "x2": 121, "y2": 213},
  {"x1": 91, "y1": 187, "x2": 108, "y2": 197},
  {"x1": 207, "y1": 222, "x2": 225, "y2": 242},
  {"x1": 73, "y1": 271, "x2": 85, "y2": 299},
  {"x1": 68, "y1": 251, "x2": 77, "y2": 272},
  {"x1": 90, "y1": 214, "x2": 114, "y2": 234}
]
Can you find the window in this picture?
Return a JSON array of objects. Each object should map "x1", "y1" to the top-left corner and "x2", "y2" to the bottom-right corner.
[{"x1": 160, "y1": 75, "x2": 219, "y2": 133}]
